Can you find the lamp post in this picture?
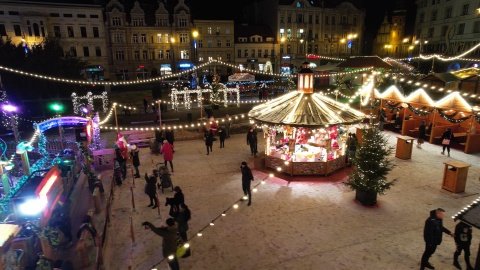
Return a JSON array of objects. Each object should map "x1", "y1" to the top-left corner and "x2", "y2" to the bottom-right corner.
[
  {"x1": 2, "y1": 104, "x2": 19, "y2": 144},
  {"x1": 415, "y1": 39, "x2": 428, "y2": 72},
  {"x1": 170, "y1": 37, "x2": 176, "y2": 76},
  {"x1": 347, "y1": 33, "x2": 358, "y2": 56},
  {"x1": 192, "y1": 30, "x2": 198, "y2": 67}
]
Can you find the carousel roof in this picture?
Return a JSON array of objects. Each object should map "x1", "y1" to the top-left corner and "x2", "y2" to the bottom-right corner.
[{"x1": 248, "y1": 91, "x2": 366, "y2": 127}]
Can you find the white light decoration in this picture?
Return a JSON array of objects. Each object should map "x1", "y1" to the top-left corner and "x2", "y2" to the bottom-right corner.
[{"x1": 72, "y1": 91, "x2": 109, "y2": 114}]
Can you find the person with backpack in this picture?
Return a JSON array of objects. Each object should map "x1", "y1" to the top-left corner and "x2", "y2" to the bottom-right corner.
[{"x1": 130, "y1": 143, "x2": 140, "y2": 178}]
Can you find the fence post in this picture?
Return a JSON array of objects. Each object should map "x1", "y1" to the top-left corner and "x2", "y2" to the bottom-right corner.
[
  {"x1": 130, "y1": 186, "x2": 135, "y2": 211},
  {"x1": 156, "y1": 195, "x2": 161, "y2": 219},
  {"x1": 131, "y1": 168, "x2": 135, "y2": 187},
  {"x1": 93, "y1": 187, "x2": 101, "y2": 214},
  {"x1": 95, "y1": 234, "x2": 103, "y2": 269},
  {"x1": 130, "y1": 216, "x2": 135, "y2": 243}
]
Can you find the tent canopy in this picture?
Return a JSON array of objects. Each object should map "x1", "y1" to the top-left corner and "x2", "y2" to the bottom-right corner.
[{"x1": 337, "y1": 56, "x2": 393, "y2": 69}]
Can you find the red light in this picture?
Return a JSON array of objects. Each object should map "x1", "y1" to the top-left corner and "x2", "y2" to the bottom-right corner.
[{"x1": 139, "y1": 65, "x2": 145, "y2": 69}]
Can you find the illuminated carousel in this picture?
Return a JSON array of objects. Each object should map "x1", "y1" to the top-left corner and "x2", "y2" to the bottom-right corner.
[{"x1": 248, "y1": 62, "x2": 366, "y2": 176}]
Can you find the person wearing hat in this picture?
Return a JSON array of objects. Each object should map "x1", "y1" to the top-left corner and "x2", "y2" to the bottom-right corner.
[
  {"x1": 240, "y1": 161, "x2": 254, "y2": 206},
  {"x1": 417, "y1": 120, "x2": 427, "y2": 149},
  {"x1": 161, "y1": 139, "x2": 174, "y2": 172},
  {"x1": 130, "y1": 143, "x2": 140, "y2": 178}
]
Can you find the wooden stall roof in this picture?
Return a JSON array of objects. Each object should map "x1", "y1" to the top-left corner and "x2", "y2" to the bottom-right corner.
[
  {"x1": 435, "y1": 92, "x2": 472, "y2": 111},
  {"x1": 404, "y1": 88, "x2": 436, "y2": 106},
  {"x1": 419, "y1": 73, "x2": 460, "y2": 84},
  {"x1": 337, "y1": 56, "x2": 393, "y2": 69},
  {"x1": 451, "y1": 67, "x2": 480, "y2": 79},
  {"x1": 380, "y1": 85, "x2": 405, "y2": 102}
]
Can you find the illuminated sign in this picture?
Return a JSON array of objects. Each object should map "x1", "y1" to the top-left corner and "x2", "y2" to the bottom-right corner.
[{"x1": 178, "y1": 63, "x2": 192, "y2": 68}]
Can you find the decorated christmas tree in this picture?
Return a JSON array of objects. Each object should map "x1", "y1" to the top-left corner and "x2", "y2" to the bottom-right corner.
[{"x1": 343, "y1": 128, "x2": 397, "y2": 203}]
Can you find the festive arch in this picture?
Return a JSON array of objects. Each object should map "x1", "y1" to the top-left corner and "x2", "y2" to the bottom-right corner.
[
  {"x1": 170, "y1": 86, "x2": 240, "y2": 110},
  {"x1": 71, "y1": 91, "x2": 109, "y2": 114}
]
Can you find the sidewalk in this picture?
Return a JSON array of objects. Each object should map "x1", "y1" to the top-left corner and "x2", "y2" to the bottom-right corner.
[{"x1": 99, "y1": 128, "x2": 480, "y2": 270}]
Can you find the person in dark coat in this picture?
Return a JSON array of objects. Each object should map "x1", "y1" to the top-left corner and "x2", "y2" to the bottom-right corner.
[
  {"x1": 417, "y1": 120, "x2": 427, "y2": 149},
  {"x1": 420, "y1": 208, "x2": 454, "y2": 270},
  {"x1": 218, "y1": 126, "x2": 226, "y2": 148},
  {"x1": 113, "y1": 158, "x2": 123, "y2": 186},
  {"x1": 142, "y1": 218, "x2": 179, "y2": 270},
  {"x1": 240, "y1": 161, "x2": 254, "y2": 206},
  {"x1": 114, "y1": 144, "x2": 127, "y2": 179},
  {"x1": 205, "y1": 129, "x2": 214, "y2": 155},
  {"x1": 165, "y1": 129, "x2": 175, "y2": 146},
  {"x1": 246, "y1": 125, "x2": 258, "y2": 157},
  {"x1": 453, "y1": 220, "x2": 474, "y2": 270},
  {"x1": 166, "y1": 186, "x2": 185, "y2": 218},
  {"x1": 130, "y1": 143, "x2": 140, "y2": 178},
  {"x1": 441, "y1": 127, "x2": 455, "y2": 157},
  {"x1": 144, "y1": 173, "x2": 158, "y2": 209},
  {"x1": 175, "y1": 203, "x2": 191, "y2": 242}
]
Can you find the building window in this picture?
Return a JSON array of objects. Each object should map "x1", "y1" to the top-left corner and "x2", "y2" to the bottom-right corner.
[
  {"x1": 67, "y1": 26, "x2": 74, "y2": 37},
  {"x1": 297, "y1": 14, "x2": 303, "y2": 23},
  {"x1": 0, "y1": 24, "x2": 6, "y2": 36},
  {"x1": 207, "y1": 27, "x2": 212, "y2": 34},
  {"x1": 428, "y1": 27, "x2": 434, "y2": 38},
  {"x1": 93, "y1": 27, "x2": 99, "y2": 38},
  {"x1": 158, "y1": 50, "x2": 163, "y2": 59},
  {"x1": 441, "y1": 25, "x2": 448, "y2": 36},
  {"x1": 157, "y1": 18, "x2": 168, "y2": 27},
  {"x1": 143, "y1": 50, "x2": 147, "y2": 59},
  {"x1": 474, "y1": 21, "x2": 480, "y2": 33},
  {"x1": 257, "y1": 49, "x2": 262, "y2": 57},
  {"x1": 462, "y1": 4, "x2": 469, "y2": 16},
  {"x1": 115, "y1": 50, "x2": 125, "y2": 60},
  {"x1": 287, "y1": 15, "x2": 291, "y2": 23},
  {"x1": 226, "y1": 27, "x2": 230, "y2": 34},
  {"x1": 444, "y1": 6, "x2": 452, "y2": 18},
  {"x1": 216, "y1": 27, "x2": 220, "y2": 34},
  {"x1": 315, "y1": 15, "x2": 319, "y2": 24},
  {"x1": 458, "y1": 23, "x2": 465, "y2": 35},
  {"x1": 198, "y1": 39, "x2": 203, "y2": 48},
  {"x1": 112, "y1": 17, "x2": 121, "y2": 26},
  {"x1": 244, "y1": 49, "x2": 248, "y2": 57},
  {"x1": 165, "y1": 33, "x2": 169, "y2": 42},
  {"x1": 141, "y1": 34, "x2": 146, "y2": 43},
  {"x1": 77, "y1": 14, "x2": 86, "y2": 18},
  {"x1": 63, "y1": 14, "x2": 73, "y2": 18},
  {"x1": 419, "y1": 13, "x2": 424, "y2": 23},
  {"x1": 180, "y1": 33, "x2": 188, "y2": 43},
  {"x1": 157, "y1": 34, "x2": 163, "y2": 43},
  {"x1": 325, "y1": 16, "x2": 329, "y2": 25},
  {"x1": 331, "y1": 16, "x2": 335, "y2": 25},
  {"x1": 90, "y1": 14, "x2": 99, "y2": 18},
  {"x1": 226, "y1": 53, "x2": 231, "y2": 61},
  {"x1": 134, "y1": 51, "x2": 140, "y2": 60},
  {"x1": 13, "y1": 25, "x2": 21, "y2": 36},
  {"x1": 50, "y1": 13, "x2": 59, "y2": 17},
  {"x1": 113, "y1": 33, "x2": 123, "y2": 43},
  {"x1": 80, "y1": 26, "x2": 87, "y2": 37},
  {"x1": 217, "y1": 40, "x2": 222, "y2": 47},
  {"x1": 70, "y1": 46, "x2": 77, "y2": 57},
  {"x1": 132, "y1": 34, "x2": 138, "y2": 43},
  {"x1": 309, "y1": 15, "x2": 313, "y2": 24},
  {"x1": 132, "y1": 18, "x2": 144, "y2": 26},
  {"x1": 341, "y1": 16, "x2": 347, "y2": 24},
  {"x1": 95, "y1": 46, "x2": 101, "y2": 56},
  {"x1": 207, "y1": 40, "x2": 213, "y2": 47},
  {"x1": 226, "y1": 39, "x2": 231, "y2": 47},
  {"x1": 431, "y1": 10, "x2": 437, "y2": 21},
  {"x1": 166, "y1": 50, "x2": 172, "y2": 59},
  {"x1": 237, "y1": 49, "x2": 241, "y2": 58},
  {"x1": 51, "y1": 25, "x2": 60, "y2": 37},
  {"x1": 83, "y1": 46, "x2": 89, "y2": 57},
  {"x1": 178, "y1": 18, "x2": 187, "y2": 27}
]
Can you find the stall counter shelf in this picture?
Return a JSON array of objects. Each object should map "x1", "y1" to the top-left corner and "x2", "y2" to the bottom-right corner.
[{"x1": 265, "y1": 154, "x2": 346, "y2": 176}]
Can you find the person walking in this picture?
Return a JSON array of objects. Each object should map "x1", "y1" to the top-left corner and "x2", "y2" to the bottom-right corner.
[
  {"x1": 205, "y1": 129, "x2": 214, "y2": 155},
  {"x1": 130, "y1": 143, "x2": 140, "y2": 178},
  {"x1": 441, "y1": 127, "x2": 454, "y2": 157},
  {"x1": 453, "y1": 220, "x2": 474, "y2": 270},
  {"x1": 175, "y1": 203, "x2": 191, "y2": 242},
  {"x1": 417, "y1": 120, "x2": 427, "y2": 149},
  {"x1": 166, "y1": 186, "x2": 185, "y2": 218},
  {"x1": 420, "y1": 208, "x2": 454, "y2": 270},
  {"x1": 114, "y1": 143, "x2": 127, "y2": 180},
  {"x1": 240, "y1": 161, "x2": 254, "y2": 206},
  {"x1": 144, "y1": 173, "x2": 158, "y2": 209},
  {"x1": 346, "y1": 133, "x2": 358, "y2": 166},
  {"x1": 142, "y1": 218, "x2": 180, "y2": 270},
  {"x1": 161, "y1": 140, "x2": 174, "y2": 172},
  {"x1": 225, "y1": 114, "x2": 232, "y2": 138},
  {"x1": 246, "y1": 125, "x2": 258, "y2": 157},
  {"x1": 218, "y1": 127, "x2": 226, "y2": 148},
  {"x1": 143, "y1": 97, "x2": 148, "y2": 114}
]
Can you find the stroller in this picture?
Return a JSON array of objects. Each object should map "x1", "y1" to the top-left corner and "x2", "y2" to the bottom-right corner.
[{"x1": 153, "y1": 164, "x2": 173, "y2": 193}]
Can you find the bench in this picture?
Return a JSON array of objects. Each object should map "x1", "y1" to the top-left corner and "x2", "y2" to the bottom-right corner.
[{"x1": 127, "y1": 132, "x2": 155, "y2": 148}]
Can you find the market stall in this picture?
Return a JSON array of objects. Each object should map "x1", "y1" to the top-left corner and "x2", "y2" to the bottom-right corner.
[{"x1": 248, "y1": 62, "x2": 366, "y2": 176}]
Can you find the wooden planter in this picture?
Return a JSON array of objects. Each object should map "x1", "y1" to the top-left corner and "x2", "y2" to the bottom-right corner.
[{"x1": 355, "y1": 189, "x2": 377, "y2": 206}]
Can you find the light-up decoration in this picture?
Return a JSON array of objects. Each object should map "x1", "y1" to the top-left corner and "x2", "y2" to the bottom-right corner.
[
  {"x1": 71, "y1": 91, "x2": 109, "y2": 114},
  {"x1": 16, "y1": 141, "x2": 34, "y2": 154},
  {"x1": 37, "y1": 116, "x2": 89, "y2": 132},
  {"x1": 2, "y1": 104, "x2": 17, "y2": 112}
]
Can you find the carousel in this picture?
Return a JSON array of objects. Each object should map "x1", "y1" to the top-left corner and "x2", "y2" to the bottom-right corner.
[{"x1": 248, "y1": 62, "x2": 366, "y2": 176}]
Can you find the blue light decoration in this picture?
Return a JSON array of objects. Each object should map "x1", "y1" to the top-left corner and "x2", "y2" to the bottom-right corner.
[
  {"x1": 37, "y1": 116, "x2": 89, "y2": 132},
  {"x1": 190, "y1": 73, "x2": 198, "y2": 89},
  {"x1": 347, "y1": 41, "x2": 352, "y2": 49}
]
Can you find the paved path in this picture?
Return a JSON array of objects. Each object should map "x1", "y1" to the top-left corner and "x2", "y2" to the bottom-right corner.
[{"x1": 99, "y1": 128, "x2": 480, "y2": 270}]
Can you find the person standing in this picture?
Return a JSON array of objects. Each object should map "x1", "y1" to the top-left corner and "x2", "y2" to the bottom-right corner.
[
  {"x1": 417, "y1": 120, "x2": 427, "y2": 149},
  {"x1": 346, "y1": 133, "x2": 358, "y2": 166},
  {"x1": 205, "y1": 129, "x2": 214, "y2": 155},
  {"x1": 379, "y1": 109, "x2": 387, "y2": 131},
  {"x1": 113, "y1": 158, "x2": 123, "y2": 186},
  {"x1": 143, "y1": 97, "x2": 148, "y2": 114},
  {"x1": 225, "y1": 114, "x2": 232, "y2": 138},
  {"x1": 130, "y1": 143, "x2": 140, "y2": 178},
  {"x1": 144, "y1": 173, "x2": 158, "y2": 209},
  {"x1": 114, "y1": 143, "x2": 127, "y2": 180},
  {"x1": 420, "y1": 208, "x2": 454, "y2": 270},
  {"x1": 218, "y1": 127, "x2": 226, "y2": 148},
  {"x1": 246, "y1": 125, "x2": 258, "y2": 157},
  {"x1": 142, "y1": 218, "x2": 180, "y2": 270},
  {"x1": 166, "y1": 186, "x2": 185, "y2": 218},
  {"x1": 441, "y1": 127, "x2": 455, "y2": 157},
  {"x1": 240, "y1": 161, "x2": 254, "y2": 206},
  {"x1": 175, "y1": 203, "x2": 191, "y2": 242},
  {"x1": 161, "y1": 140, "x2": 174, "y2": 172},
  {"x1": 165, "y1": 129, "x2": 175, "y2": 146},
  {"x1": 453, "y1": 220, "x2": 474, "y2": 270}
]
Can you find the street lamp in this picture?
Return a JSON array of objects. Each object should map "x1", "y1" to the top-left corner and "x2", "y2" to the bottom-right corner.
[
  {"x1": 384, "y1": 44, "x2": 392, "y2": 56},
  {"x1": 49, "y1": 103, "x2": 65, "y2": 147},
  {"x1": 347, "y1": 33, "x2": 357, "y2": 56},
  {"x1": 170, "y1": 37, "x2": 176, "y2": 76},
  {"x1": 192, "y1": 30, "x2": 199, "y2": 67}
]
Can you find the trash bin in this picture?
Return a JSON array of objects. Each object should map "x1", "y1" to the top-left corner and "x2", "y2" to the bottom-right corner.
[{"x1": 187, "y1": 113, "x2": 193, "y2": 122}]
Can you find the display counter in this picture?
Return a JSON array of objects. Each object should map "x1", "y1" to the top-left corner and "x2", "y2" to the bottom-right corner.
[{"x1": 265, "y1": 155, "x2": 346, "y2": 176}]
